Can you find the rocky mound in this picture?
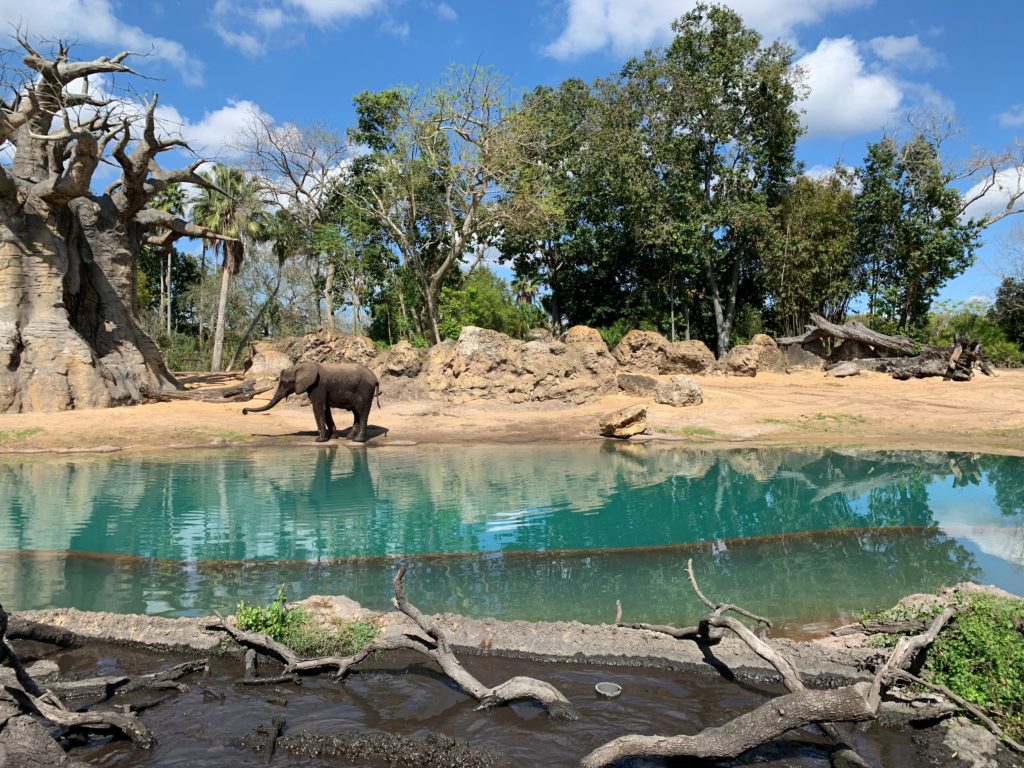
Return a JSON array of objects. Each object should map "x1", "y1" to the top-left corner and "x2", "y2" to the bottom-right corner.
[{"x1": 243, "y1": 326, "x2": 791, "y2": 405}]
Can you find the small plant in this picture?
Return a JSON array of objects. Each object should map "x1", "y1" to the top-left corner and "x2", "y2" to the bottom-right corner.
[
  {"x1": 235, "y1": 587, "x2": 378, "y2": 657},
  {"x1": 928, "y1": 593, "x2": 1024, "y2": 739}
]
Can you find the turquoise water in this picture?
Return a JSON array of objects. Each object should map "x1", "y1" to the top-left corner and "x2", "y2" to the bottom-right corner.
[{"x1": 1, "y1": 445, "x2": 1021, "y2": 632}]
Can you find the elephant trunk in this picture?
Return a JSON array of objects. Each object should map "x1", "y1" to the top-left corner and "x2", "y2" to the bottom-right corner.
[{"x1": 242, "y1": 383, "x2": 288, "y2": 414}]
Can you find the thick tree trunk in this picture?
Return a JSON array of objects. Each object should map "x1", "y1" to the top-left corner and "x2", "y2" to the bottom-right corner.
[
  {"x1": 0, "y1": 195, "x2": 179, "y2": 413},
  {"x1": 211, "y1": 262, "x2": 231, "y2": 373}
]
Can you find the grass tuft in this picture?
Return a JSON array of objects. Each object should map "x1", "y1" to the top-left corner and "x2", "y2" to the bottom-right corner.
[{"x1": 236, "y1": 587, "x2": 378, "y2": 658}]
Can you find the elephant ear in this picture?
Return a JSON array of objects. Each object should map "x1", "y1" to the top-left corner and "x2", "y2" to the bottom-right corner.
[{"x1": 293, "y1": 363, "x2": 320, "y2": 394}]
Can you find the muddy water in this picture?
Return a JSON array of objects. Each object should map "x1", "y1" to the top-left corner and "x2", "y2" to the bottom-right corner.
[{"x1": 56, "y1": 644, "x2": 927, "y2": 768}]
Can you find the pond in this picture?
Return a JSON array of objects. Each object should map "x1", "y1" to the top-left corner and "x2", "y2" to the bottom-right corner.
[{"x1": 1, "y1": 444, "x2": 1022, "y2": 634}]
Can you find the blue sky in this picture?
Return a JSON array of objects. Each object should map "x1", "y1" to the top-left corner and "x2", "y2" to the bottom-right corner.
[{"x1": 4, "y1": 0, "x2": 1023, "y2": 302}]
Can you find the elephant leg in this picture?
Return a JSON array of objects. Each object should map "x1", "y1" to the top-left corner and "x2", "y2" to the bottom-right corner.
[
  {"x1": 351, "y1": 405, "x2": 370, "y2": 443},
  {"x1": 324, "y1": 406, "x2": 337, "y2": 439},
  {"x1": 312, "y1": 399, "x2": 331, "y2": 443}
]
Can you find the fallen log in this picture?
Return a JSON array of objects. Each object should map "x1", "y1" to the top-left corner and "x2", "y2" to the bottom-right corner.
[
  {"x1": 0, "y1": 602, "x2": 154, "y2": 750},
  {"x1": 778, "y1": 314, "x2": 918, "y2": 355},
  {"x1": 141, "y1": 380, "x2": 271, "y2": 404},
  {"x1": 208, "y1": 567, "x2": 579, "y2": 721},
  {"x1": 589, "y1": 560, "x2": 1021, "y2": 767}
]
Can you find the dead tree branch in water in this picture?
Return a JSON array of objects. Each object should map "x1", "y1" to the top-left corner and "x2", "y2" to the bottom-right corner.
[
  {"x1": 0, "y1": 602, "x2": 154, "y2": 749},
  {"x1": 208, "y1": 567, "x2": 579, "y2": 720},
  {"x1": 588, "y1": 560, "x2": 978, "y2": 768}
]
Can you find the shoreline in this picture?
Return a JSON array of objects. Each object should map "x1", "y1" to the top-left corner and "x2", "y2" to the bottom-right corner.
[{"x1": 0, "y1": 368, "x2": 1021, "y2": 457}]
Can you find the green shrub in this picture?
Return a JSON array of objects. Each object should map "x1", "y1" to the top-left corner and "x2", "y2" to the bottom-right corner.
[
  {"x1": 235, "y1": 587, "x2": 378, "y2": 657},
  {"x1": 928, "y1": 593, "x2": 1024, "y2": 739},
  {"x1": 924, "y1": 300, "x2": 1023, "y2": 367}
]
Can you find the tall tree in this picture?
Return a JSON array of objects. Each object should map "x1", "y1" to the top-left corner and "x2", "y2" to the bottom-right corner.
[
  {"x1": 190, "y1": 165, "x2": 267, "y2": 371},
  {"x1": 238, "y1": 116, "x2": 351, "y2": 327},
  {"x1": 348, "y1": 66, "x2": 527, "y2": 345},
  {"x1": 765, "y1": 170, "x2": 860, "y2": 335},
  {"x1": 854, "y1": 134, "x2": 979, "y2": 334},
  {"x1": 0, "y1": 38, "x2": 238, "y2": 412},
  {"x1": 622, "y1": 3, "x2": 803, "y2": 354}
]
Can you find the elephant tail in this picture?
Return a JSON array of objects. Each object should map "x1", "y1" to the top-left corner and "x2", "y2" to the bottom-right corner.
[{"x1": 375, "y1": 381, "x2": 382, "y2": 410}]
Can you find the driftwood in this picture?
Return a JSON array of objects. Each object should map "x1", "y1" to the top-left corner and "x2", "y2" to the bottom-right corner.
[
  {"x1": 779, "y1": 315, "x2": 995, "y2": 381},
  {"x1": 208, "y1": 567, "x2": 579, "y2": 720},
  {"x1": 0, "y1": 602, "x2": 155, "y2": 751},
  {"x1": 141, "y1": 379, "x2": 271, "y2": 403},
  {"x1": 589, "y1": 560, "x2": 1020, "y2": 768}
]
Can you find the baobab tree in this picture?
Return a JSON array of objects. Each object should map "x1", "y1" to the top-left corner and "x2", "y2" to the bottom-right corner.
[{"x1": 0, "y1": 37, "x2": 239, "y2": 412}]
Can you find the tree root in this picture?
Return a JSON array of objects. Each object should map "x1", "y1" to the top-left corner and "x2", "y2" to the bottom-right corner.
[
  {"x1": 208, "y1": 567, "x2": 579, "y2": 720},
  {"x1": 589, "y1": 560, "x2": 980, "y2": 767}
]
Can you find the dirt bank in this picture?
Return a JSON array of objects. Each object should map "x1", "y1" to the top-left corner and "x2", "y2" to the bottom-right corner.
[{"x1": 1, "y1": 368, "x2": 1022, "y2": 456}]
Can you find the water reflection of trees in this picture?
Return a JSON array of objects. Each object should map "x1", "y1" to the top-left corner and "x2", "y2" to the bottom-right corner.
[{"x1": 2, "y1": 446, "x2": 1014, "y2": 622}]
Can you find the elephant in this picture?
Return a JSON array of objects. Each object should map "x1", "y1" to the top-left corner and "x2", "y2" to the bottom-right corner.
[{"x1": 242, "y1": 361, "x2": 380, "y2": 443}]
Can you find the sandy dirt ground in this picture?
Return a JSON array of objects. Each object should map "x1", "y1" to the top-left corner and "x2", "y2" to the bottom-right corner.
[{"x1": 1, "y1": 368, "x2": 1023, "y2": 456}]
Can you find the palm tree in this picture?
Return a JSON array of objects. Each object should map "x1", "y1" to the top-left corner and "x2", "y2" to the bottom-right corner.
[
  {"x1": 150, "y1": 184, "x2": 187, "y2": 334},
  {"x1": 191, "y1": 165, "x2": 267, "y2": 372}
]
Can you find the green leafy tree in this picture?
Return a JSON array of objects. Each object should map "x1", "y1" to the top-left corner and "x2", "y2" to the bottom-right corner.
[
  {"x1": 854, "y1": 135, "x2": 979, "y2": 335},
  {"x1": 766, "y1": 170, "x2": 860, "y2": 335},
  {"x1": 621, "y1": 3, "x2": 803, "y2": 354},
  {"x1": 991, "y1": 275, "x2": 1024, "y2": 346},
  {"x1": 348, "y1": 66, "x2": 529, "y2": 345},
  {"x1": 436, "y1": 267, "x2": 545, "y2": 340}
]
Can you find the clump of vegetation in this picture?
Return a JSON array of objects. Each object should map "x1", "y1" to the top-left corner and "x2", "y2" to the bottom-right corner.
[
  {"x1": 235, "y1": 587, "x2": 378, "y2": 658},
  {"x1": 0, "y1": 427, "x2": 43, "y2": 442},
  {"x1": 654, "y1": 425, "x2": 717, "y2": 437},
  {"x1": 928, "y1": 593, "x2": 1024, "y2": 739},
  {"x1": 861, "y1": 591, "x2": 1024, "y2": 739}
]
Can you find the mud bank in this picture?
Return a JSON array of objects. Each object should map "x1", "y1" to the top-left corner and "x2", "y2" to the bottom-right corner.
[{"x1": 20, "y1": 602, "x2": 875, "y2": 688}]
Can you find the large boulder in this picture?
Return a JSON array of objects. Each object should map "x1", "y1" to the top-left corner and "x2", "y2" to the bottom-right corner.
[
  {"x1": 613, "y1": 330, "x2": 716, "y2": 375},
  {"x1": 655, "y1": 375, "x2": 704, "y2": 407},
  {"x1": 381, "y1": 340, "x2": 425, "y2": 377},
  {"x1": 599, "y1": 405, "x2": 650, "y2": 438},
  {"x1": 245, "y1": 327, "x2": 382, "y2": 383},
  {"x1": 617, "y1": 373, "x2": 658, "y2": 396},
  {"x1": 425, "y1": 326, "x2": 616, "y2": 404},
  {"x1": 720, "y1": 334, "x2": 788, "y2": 377}
]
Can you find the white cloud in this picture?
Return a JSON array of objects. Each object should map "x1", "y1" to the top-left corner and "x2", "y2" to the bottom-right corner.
[
  {"x1": 0, "y1": 0, "x2": 203, "y2": 85},
  {"x1": 383, "y1": 19, "x2": 411, "y2": 39},
  {"x1": 961, "y1": 165, "x2": 1024, "y2": 223},
  {"x1": 867, "y1": 34, "x2": 942, "y2": 70},
  {"x1": 543, "y1": 0, "x2": 872, "y2": 59},
  {"x1": 285, "y1": 0, "x2": 384, "y2": 24},
  {"x1": 153, "y1": 100, "x2": 272, "y2": 161},
  {"x1": 435, "y1": 2, "x2": 457, "y2": 21},
  {"x1": 797, "y1": 37, "x2": 903, "y2": 137},
  {"x1": 999, "y1": 106, "x2": 1024, "y2": 128},
  {"x1": 211, "y1": 0, "x2": 388, "y2": 55}
]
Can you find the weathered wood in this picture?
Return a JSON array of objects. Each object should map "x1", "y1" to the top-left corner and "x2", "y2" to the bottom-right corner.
[
  {"x1": 141, "y1": 380, "x2": 271, "y2": 404},
  {"x1": 208, "y1": 568, "x2": 579, "y2": 720},
  {"x1": 777, "y1": 314, "x2": 919, "y2": 355}
]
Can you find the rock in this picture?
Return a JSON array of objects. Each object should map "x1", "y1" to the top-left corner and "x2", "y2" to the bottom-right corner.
[
  {"x1": 243, "y1": 344, "x2": 293, "y2": 384},
  {"x1": 599, "y1": 405, "x2": 649, "y2": 438},
  {"x1": 721, "y1": 334, "x2": 788, "y2": 377},
  {"x1": 561, "y1": 325, "x2": 605, "y2": 346},
  {"x1": 0, "y1": 715, "x2": 83, "y2": 767},
  {"x1": 612, "y1": 330, "x2": 668, "y2": 373},
  {"x1": 664, "y1": 340, "x2": 717, "y2": 374},
  {"x1": 827, "y1": 362, "x2": 861, "y2": 378},
  {"x1": 526, "y1": 327, "x2": 554, "y2": 342},
  {"x1": 300, "y1": 327, "x2": 378, "y2": 369},
  {"x1": 617, "y1": 373, "x2": 658, "y2": 396},
  {"x1": 426, "y1": 326, "x2": 615, "y2": 404},
  {"x1": 613, "y1": 330, "x2": 716, "y2": 375},
  {"x1": 784, "y1": 342, "x2": 828, "y2": 370},
  {"x1": 654, "y1": 375, "x2": 703, "y2": 407},
  {"x1": 381, "y1": 340, "x2": 424, "y2": 377},
  {"x1": 244, "y1": 327, "x2": 382, "y2": 382}
]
